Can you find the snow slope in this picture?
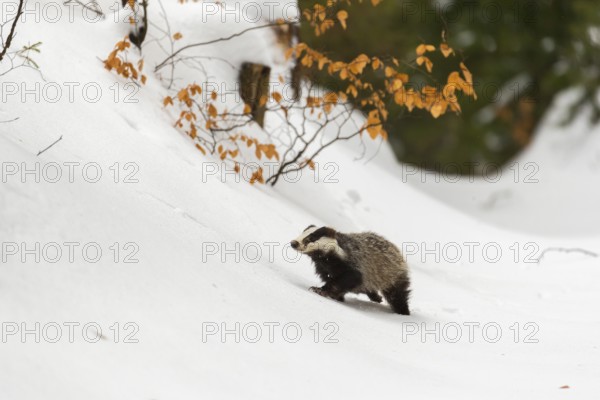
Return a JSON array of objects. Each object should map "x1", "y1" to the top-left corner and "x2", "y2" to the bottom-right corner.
[
  {"x1": 408, "y1": 89, "x2": 600, "y2": 237},
  {"x1": 1, "y1": 1, "x2": 599, "y2": 399}
]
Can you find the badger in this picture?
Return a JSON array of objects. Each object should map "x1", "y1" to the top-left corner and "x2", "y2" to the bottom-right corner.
[{"x1": 291, "y1": 225, "x2": 411, "y2": 315}]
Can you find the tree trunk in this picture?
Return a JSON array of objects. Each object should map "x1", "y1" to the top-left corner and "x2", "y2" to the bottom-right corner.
[{"x1": 239, "y1": 62, "x2": 271, "y2": 127}]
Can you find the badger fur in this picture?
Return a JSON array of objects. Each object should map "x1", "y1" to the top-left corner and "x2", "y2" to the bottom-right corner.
[{"x1": 291, "y1": 225, "x2": 411, "y2": 315}]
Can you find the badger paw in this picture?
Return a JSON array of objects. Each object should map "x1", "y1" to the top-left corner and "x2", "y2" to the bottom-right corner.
[
  {"x1": 309, "y1": 287, "x2": 344, "y2": 302},
  {"x1": 366, "y1": 291, "x2": 383, "y2": 303},
  {"x1": 309, "y1": 286, "x2": 328, "y2": 297}
]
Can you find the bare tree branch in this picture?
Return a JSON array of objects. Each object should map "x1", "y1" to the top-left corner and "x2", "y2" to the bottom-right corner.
[
  {"x1": 0, "y1": 0, "x2": 25, "y2": 62},
  {"x1": 154, "y1": 22, "x2": 288, "y2": 72}
]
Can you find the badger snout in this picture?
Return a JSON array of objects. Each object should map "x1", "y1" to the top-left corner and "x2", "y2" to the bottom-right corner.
[{"x1": 290, "y1": 240, "x2": 300, "y2": 250}]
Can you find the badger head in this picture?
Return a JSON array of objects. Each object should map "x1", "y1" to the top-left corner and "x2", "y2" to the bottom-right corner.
[{"x1": 290, "y1": 225, "x2": 345, "y2": 258}]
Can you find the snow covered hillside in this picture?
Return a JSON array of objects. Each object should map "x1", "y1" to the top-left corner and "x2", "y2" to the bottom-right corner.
[
  {"x1": 406, "y1": 90, "x2": 600, "y2": 237},
  {"x1": 1, "y1": 1, "x2": 599, "y2": 399}
]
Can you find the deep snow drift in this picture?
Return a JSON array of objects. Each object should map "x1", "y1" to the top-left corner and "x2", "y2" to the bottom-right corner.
[{"x1": 1, "y1": 1, "x2": 599, "y2": 399}]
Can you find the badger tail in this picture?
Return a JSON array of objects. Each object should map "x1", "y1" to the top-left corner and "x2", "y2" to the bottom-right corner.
[{"x1": 383, "y1": 278, "x2": 411, "y2": 315}]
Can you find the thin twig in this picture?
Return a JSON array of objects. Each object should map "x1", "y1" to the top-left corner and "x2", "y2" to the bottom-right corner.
[
  {"x1": 37, "y1": 135, "x2": 63, "y2": 156},
  {"x1": 154, "y1": 22, "x2": 287, "y2": 72},
  {"x1": 63, "y1": 0, "x2": 104, "y2": 18},
  {"x1": 536, "y1": 247, "x2": 598, "y2": 264}
]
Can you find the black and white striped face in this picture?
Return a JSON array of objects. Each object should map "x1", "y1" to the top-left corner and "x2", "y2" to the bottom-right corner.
[{"x1": 290, "y1": 225, "x2": 344, "y2": 257}]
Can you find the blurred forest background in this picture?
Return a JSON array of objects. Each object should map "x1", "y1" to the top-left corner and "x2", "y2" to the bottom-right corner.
[{"x1": 299, "y1": 0, "x2": 600, "y2": 172}]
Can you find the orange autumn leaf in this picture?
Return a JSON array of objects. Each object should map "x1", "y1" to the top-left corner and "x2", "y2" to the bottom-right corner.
[
  {"x1": 177, "y1": 88, "x2": 189, "y2": 101},
  {"x1": 394, "y1": 88, "x2": 406, "y2": 106},
  {"x1": 416, "y1": 44, "x2": 435, "y2": 56},
  {"x1": 391, "y1": 78, "x2": 403, "y2": 91},
  {"x1": 337, "y1": 10, "x2": 348, "y2": 30},
  {"x1": 116, "y1": 39, "x2": 130, "y2": 51},
  {"x1": 317, "y1": 55, "x2": 329, "y2": 70},
  {"x1": 372, "y1": 57, "x2": 381, "y2": 70},
  {"x1": 349, "y1": 54, "x2": 370, "y2": 75},
  {"x1": 188, "y1": 125, "x2": 197, "y2": 139},
  {"x1": 440, "y1": 43, "x2": 454, "y2": 57},
  {"x1": 430, "y1": 101, "x2": 448, "y2": 119},
  {"x1": 208, "y1": 104, "x2": 218, "y2": 118},
  {"x1": 366, "y1": 110, "x2": 382, "y2": 139},
  {"x1": 189, "y1": 84, "x2": 202, "y2": 96},
  {"x1": 459, "y1": 62, "x2": 477, "y2": 99},
  {"x1": 416, "y1": 56, "x2": 433, "y2": 73},
  {"x1": 460, "y1": 62, "x2": 473, "y2": 84},
  {"x1": 346, "y1": 84, "x2": 358, "y2": 98},
  {"x1": 384, "y1": 66, "x2": 395, "y2": 78},
  {"x1": 195, "y1": 144, "x2": 206, "y2": 155}
]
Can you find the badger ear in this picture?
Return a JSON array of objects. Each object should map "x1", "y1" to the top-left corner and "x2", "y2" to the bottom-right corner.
[
  {"x1": 311, "y1": 226, "x2": 336, "y2": 239},
  {"x1": 323, "y1": 227, "x2": 337, "y2": 236},
  {"x1": 303, "y1": 224, "x2": 316, "y2": 232}
]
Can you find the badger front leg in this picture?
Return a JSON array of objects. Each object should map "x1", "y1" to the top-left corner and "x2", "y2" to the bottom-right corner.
[
  {"x1": 309, "y1": 285, "x2": 342, "y2": 301},
  {"x1": 310, "y1": 270, "x2": 362, "y2": 302},
  {"x1": 309, "y1": 281, "x2": 344, "y2": 302}
]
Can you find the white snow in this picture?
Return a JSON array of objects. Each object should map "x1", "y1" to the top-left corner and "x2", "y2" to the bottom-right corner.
[
  {"x1": 1, "y1": 1, "x2": 599, "y2": 399},
  {"x1": 408, "y1": 88, "x2": 600, "y2": 237}
]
